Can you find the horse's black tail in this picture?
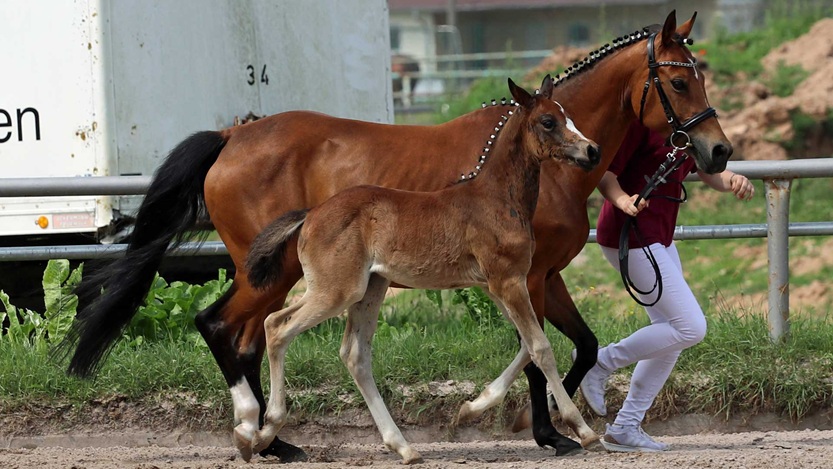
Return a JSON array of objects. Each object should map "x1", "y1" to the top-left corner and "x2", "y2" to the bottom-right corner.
[
  {"x1": 56, "y1": 131, "x2": 228, "y2": 378},
  {"x1": 245, "y1": 209, "x2": 309, "y2": 290}
]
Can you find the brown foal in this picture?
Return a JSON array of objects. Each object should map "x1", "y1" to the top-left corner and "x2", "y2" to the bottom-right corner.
[{"x1": 243, "y1": 78, "x2": 600, "y2": 463}]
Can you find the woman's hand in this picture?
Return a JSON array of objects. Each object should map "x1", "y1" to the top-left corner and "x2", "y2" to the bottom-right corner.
[
  {"x1": 616, "y1": 194, "x2": 649, "y2": 216},
  {"x1": 730, "y1": 173, "x2": 755, "y2": 201}
]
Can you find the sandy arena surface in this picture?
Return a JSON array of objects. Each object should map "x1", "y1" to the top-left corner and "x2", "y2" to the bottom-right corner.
[{"x1": 2, "y1": 427, "x2": 833, "y2": 469}]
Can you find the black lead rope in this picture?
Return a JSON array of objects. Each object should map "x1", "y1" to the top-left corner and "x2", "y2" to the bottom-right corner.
[{"x1": 618, "y1": 142, "x2": 689, "y2": 307}]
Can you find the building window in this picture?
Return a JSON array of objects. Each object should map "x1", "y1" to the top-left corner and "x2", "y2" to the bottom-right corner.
[
  {"x1": 568, "y1": 22, "x2": 590, "y2": 46},
  {"x1": 390, "y1": 26, "x2": 401, "y2": 51}
]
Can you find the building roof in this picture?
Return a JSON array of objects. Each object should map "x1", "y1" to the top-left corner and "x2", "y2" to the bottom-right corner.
[{"x1": 388, "y1": 0, "x2": 665, "y2": 12}]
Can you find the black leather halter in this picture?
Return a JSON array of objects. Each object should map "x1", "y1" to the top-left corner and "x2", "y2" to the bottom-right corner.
[{"x1": 619, "y1": 32, "x2": 717, "y2": 307}]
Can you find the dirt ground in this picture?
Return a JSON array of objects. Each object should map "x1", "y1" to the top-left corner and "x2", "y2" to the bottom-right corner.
[{"x1": 3, "y1": 419, "x2": 833, "y2": 469}]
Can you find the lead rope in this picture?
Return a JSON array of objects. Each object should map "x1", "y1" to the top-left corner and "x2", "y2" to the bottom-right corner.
[{"x1": 618, "y1": 132, "x2": 691, "y2": 307}]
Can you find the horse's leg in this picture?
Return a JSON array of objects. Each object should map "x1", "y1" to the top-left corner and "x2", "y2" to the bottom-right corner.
[
  {"x1": 194, "y1": 271, "x2": 306, "y2": 463},
  {"x1": 488, "y1": 276, "x2": 600, "y2": 450},
  {"x1": 512, "y1": 272, "x2": 599, "y2": 432},
  {"x1": 547, "y1": 273, "x2": 599, "y2": 402},
  {"x1": 340, "y1": 275, "x2": 422, "y2": 464}
]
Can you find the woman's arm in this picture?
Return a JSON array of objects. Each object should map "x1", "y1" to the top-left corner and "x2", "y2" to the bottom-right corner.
[
  {"x1": 697, "y1": 170, "x2": 755, "y2": 200},
  {"x1": 598, "y1": 170, "x2": 648, "y2": 216}
]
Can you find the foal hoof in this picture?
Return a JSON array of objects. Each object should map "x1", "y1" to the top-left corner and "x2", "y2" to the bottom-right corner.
[
  {"x1": 455, "y1": 401, "x2": 479, "y2": 425},
  {"x1": 581, "y1": 434, "x2": 604, "y2": 452},
  {"x1": 232, "y1": 426, "x2": 253, "y2": 462},
  {"x1": 251, "y1": 430, "x2": 273, "y2": 454},
  {"x1": 401, "y1": 450, "x2": 424, "y2": 465}
]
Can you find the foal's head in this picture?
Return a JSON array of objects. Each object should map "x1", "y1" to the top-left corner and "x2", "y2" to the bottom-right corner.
[{"x1": 509, "y1": 76, "x2": 600, "y2": 172}]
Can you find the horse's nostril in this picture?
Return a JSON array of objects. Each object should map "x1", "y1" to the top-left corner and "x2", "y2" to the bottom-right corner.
[{"x1": 712, "y1": 143, "x2": 733, "y2": 161}]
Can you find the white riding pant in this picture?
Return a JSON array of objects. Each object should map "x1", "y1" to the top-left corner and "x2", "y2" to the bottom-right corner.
[{"x1": 598, "y1": 242, "x2": 707, "y2": 427}]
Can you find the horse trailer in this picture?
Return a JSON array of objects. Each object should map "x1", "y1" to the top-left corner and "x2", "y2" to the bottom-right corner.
[{"x1": 1, "y1": 0, "x2": 393, "y2": 243}]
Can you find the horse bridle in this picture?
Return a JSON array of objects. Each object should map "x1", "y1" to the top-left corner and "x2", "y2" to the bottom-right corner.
[
  {"x1": 620, "y1": 32, "x2": 718, "y2": 307},
  {"x1": 638, "y1": 31, "x2": 717, "y2": 140}
]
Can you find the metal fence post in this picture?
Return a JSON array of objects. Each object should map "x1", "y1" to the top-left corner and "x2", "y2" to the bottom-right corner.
[{"x1": 765, "y1": 178, "x2": 792, "y2": 341}]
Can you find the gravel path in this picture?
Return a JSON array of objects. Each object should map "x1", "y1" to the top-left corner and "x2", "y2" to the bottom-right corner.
[{"x1": 2, "y1": 428, "x2": 833, "y2": 468}]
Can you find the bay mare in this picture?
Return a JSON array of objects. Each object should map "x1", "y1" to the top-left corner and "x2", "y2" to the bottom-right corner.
[
  {"x1": 243, "y1": 78, "x2": 600, "y2": 463},
  {"x1": 59, "y1": 10, "x2": 731, "y2": 461}
]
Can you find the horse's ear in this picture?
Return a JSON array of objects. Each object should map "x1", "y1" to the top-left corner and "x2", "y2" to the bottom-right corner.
[
  {"x1": 676, "y1": 11, "x2": 697, "y2": 40},
  {"x1": 508, "y1": 78, "x2": 532, "y2": 108},
  {"x1": 661, "y1": 10, "x2": 678, "y2": 47},
  {"x1": 539, "y1": 74, "x2": 554, "y2": 100}
]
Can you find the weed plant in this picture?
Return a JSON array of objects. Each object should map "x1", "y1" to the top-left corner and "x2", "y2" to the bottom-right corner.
[{"x1": 1, "y1": 252, "x2": 831, "y2": 427}]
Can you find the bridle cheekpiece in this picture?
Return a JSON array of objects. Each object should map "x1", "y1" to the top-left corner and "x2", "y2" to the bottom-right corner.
[{"x1": 638, "y1": 32, "x2": 717, "y2": 143}]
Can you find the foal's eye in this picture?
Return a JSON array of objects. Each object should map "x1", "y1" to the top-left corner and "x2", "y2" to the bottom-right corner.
[
  {"x1": 541, "y1": 118, "x2": 555, "y2": 130},
  {"x1": 671, "y1": 78, "x2": 687, "y2": 92}
]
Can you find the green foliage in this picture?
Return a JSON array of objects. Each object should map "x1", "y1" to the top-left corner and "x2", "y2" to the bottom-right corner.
[
  {"x1": 0, "y1": 261, "x2": 231, "y2": 348},
  {"x1": 669, "y1": 3, "x2": 827, "y2": 85},
  {"x1": 764, "y1": 62, "x2": 809, "y2": 97},
  {"x1": 1, "y1": 260, "x2": 81, "y2": 347},
  {"x1": 778, "y1": 108, "x2": 833, "y2": 154},
  {"x1": 436, "y1": 75, "x2": 520, "y2": 123},
  {"x1": 128, "y1": 269, "x2": 232, "y2": 344},
  {"x1": 426, "y1": 287, "x2": 503, "y2": 327}
]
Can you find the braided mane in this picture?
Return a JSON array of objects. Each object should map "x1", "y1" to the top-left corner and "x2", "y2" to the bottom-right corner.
[{"x1": 552, "y1": 24, "x2": 661, "y2": 87}]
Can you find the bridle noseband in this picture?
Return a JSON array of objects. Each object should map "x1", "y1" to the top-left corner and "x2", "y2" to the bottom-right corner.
[{"x1": 621, "y1": 32, "x2": 718, "y2": 307}]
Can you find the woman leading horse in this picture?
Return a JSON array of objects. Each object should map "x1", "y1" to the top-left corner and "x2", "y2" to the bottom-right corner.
[{"x1": 59, "y1": 10, "x2": 731, "y2": 461}]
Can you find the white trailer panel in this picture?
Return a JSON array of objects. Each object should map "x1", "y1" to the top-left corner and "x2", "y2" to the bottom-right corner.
[{"x1": 0, "y1": 0, "x2": 392, "y2": 238}]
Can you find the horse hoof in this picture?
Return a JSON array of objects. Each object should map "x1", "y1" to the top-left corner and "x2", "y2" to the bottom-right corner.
[
  {"x1": 259, "y1": 437, "x2": 309, "y2": 463},
  {"x1": 251, "y1": 431, "x2": 273, "y2": 454},
  {"x1": 232, "y1": 427, "x2": 253, "y2": 462},
  {"x1": 581, "y1": 435, "x2": 604, "y2": 452},
  {"x1": 401, "y1": 451, "x2": 424, "y2": 465},
  {"x1": 553, "y1": 438, "x2": 584, "y2": 457},
  {"x1": 510, "y1": 403, "x2": 532, "y2": 433}
]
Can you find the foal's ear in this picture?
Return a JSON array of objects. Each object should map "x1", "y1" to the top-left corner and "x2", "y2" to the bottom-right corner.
[
  {"x1": 539, "y1": 74, "x2": 554, "y2": 100},
  {"x1": 676, "y1": 11, "x2": 697, "y2": 41},
  {"x1": 508, "y1": 78, "x2": 533, "y2": 108},
  {"x1": 661, "y1": 10, "x2": 678, "y2": 47}
]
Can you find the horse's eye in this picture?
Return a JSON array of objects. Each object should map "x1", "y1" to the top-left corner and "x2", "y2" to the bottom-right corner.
[
  {"x1": 541, "y1": 118, "x2": 555, "y2": 130},
  {"x1": 671, "y1": 78, "x2": 687, "y2": 92}
]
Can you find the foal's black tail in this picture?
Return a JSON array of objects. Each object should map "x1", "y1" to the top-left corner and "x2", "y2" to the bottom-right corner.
[
  {"x1": 245, "y1": 209, "x2": 309, "y2": 290},
  {"x1": 56, "y1": 131, "x2": 228, "y2": 378}
]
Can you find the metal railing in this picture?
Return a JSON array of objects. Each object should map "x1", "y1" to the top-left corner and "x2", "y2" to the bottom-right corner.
[{"x1": 1, "y1": 158, "x2": 832, "y2": 340}]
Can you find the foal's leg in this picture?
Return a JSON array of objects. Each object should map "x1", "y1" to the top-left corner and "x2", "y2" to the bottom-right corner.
[
  {"x1": 458, "y1": 274, "x2": 582, "y2": 455},
  {"x1": 456, "y1": 347, "x2": 531, "y2": 424},
  {"x1": 252, "y1": 276, "x2": 368, "y2": 454},
  {"x1": 340, "y1": 275, "x2": 422, "y2": 464},
  {"x1": 194, "y1": 273, "x2": 306, "y2": 463},
  {"x1": 488, "y1": 276, "x2": 600, "y2": 450}
]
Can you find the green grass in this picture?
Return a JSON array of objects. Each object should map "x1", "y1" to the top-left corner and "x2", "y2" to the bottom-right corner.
[
  {"x1": 3, "y1": 277, "x2": 832, "y2": 428},
  {"x1": 697, "y1": 1, "x2": 830, "y2": 85}
]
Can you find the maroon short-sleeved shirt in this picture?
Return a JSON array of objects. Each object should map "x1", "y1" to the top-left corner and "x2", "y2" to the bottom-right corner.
[{"x1": 596, "y1": 121, "x2": 696, "y2": 249}]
